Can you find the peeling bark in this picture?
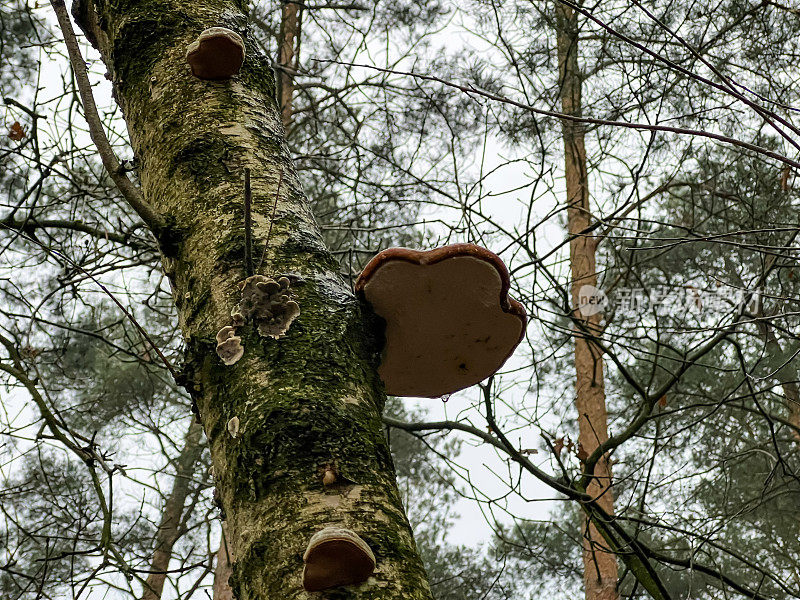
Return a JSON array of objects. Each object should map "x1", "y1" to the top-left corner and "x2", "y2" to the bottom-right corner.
[
  {"x1": 141, "y1": 419, "x2": 205, "y2": 600},
  {"x1": 554, "y1": 4, "x2": 619, "y2": 600},
  {"x1": 74, "y1": 0, "x2": 432, "y2": 597}
]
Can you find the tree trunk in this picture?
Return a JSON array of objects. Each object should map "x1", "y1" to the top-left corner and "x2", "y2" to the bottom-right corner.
[
  {"x1": 758, "y1": 319, "x2": 800, "y2": 444},
  {"x1": 73, "y1": 1, "x2": 433, "y2": 598},
  {"x1": 277, "y1": 0, "x2": 301, "y2": 131},
  {"x1": 554, "y1": 4, "x2": 619, "y2": 600},
  {"x1": 141, "y1": 419, "x2": 205, "y2": 600},
  {"x1": 213, "y1": 1, "x2": 299, "y2": 592},
  {"x1": 214, "y1": 521, "x2": 235, "y2": 600}
]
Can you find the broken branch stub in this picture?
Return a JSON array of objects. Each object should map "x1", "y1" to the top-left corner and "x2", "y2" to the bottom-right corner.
[{"x1": 355, "y1": 243, "x2": 526, "y2": 398}]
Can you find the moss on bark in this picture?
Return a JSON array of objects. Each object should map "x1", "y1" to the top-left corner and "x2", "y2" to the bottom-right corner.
[{"x1": 77, "y1": 0, "x2": 434, "y2": 597}]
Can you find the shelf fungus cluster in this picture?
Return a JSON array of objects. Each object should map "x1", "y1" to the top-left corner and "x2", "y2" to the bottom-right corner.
[
  {"x1": 215, "y1": 275, "x2": 300, "y2": 365},
  {"x1": 355, "y1": 243, "x2": 526, "y2": 398},
  {"x1": 302, "y1": 527, "x2": 376, "y2": 592},
  {"x1": 215, "y1": 326, "x2": 243, "y2": 366},
  {"x1": 185, "y1": 27, "x2": 245, "y2": 80}
]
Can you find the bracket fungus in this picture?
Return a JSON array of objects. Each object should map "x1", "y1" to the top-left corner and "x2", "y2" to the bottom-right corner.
[
  {"x1": 355, "y1": 243, "x2": 526, "y2": 398},
  {"x1": 227, "y1": 416, "x2": 240, "y2": 439},
  {"x1": 185, "y1": 27, "x2": 245, "y2": 80},
  {"x1": 233, "y1": 275, "x2": 300, "y2": 339},
  {"x1": 302, "y1": 527, "x2": 375, "y2": 592},
  {"x1": 215, "y1": 326, "x2": 244, "y2": 365},
  {"x1": 215, "y1": 275, "x2": 299, "y2": 365},
  {"x1": 322, "y1": 467, "x2": 337, "y2": 486}
]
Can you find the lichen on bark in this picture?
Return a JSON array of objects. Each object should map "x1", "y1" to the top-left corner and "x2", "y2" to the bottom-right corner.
[{"x1": 74, "y1": 0, "x2": 434, "y2": 597}]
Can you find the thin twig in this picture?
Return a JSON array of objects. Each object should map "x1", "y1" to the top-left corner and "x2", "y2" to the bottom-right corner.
[
  {"x1": 257, "y1": 170, "x2": 284, "y2": 273},
  {"x1": 243, "y1": 168, "x2": 254, "y2": 276},
  {"x1": 315, "y1": 59, "x2": 800, "y2": 170},
  {"x1": 3, "y1": 97, "x2": 48, "y2": 120},
  {"x1": 49, "y1": 0, "x2": 164, "y2": 234},
  {"x1": 0, "y1": 222, "x2": 177, "y2": 378}
]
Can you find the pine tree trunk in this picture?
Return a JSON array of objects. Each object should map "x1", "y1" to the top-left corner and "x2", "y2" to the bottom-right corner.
[
  {"x1": 141, "y1": 419, "x2": 205, "y2": 600},
  {"x1": 214, "y1": 522, "x2": 235, "y2": 600},
  {"x1": 73, "y1": 1, "x2": 433, "y2": 598},
  {"x1": 277, "y1": 0, "x2": 300, "y2": 130},
  {"x1": 554, "y1": 4, "x2": 619, "y2": 600},
  {"x1": 758, "y1": 320, "x2": 800, "y2": 444}
]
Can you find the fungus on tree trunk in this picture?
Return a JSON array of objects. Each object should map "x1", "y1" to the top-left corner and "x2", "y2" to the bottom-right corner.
[
  {"x1": 215, "y1": 326, "x2": 243, "y2": 365},
  {"x1": 215, "y1": 275, "x2": 300, "y2": 365},
  {"x1": 302, "y1": 527, "x2": 376, "y2": 592},
  {"x1": 185, "y1": 27, "x2": 245, "y2": 80},
  {"x1": 226, "y1": 416, "x2": 240, "y2": 439},
  {"x1": 355, "y1": 243, "x2": 526, "y2": 398}
]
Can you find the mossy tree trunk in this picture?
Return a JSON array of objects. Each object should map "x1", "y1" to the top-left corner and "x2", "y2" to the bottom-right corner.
[
  {"x1": 73, "y1": 1, "x2": 433, "y2": 598},
  {"x1": 554, "y1": 4, "x2": 619, "y2": 600}
]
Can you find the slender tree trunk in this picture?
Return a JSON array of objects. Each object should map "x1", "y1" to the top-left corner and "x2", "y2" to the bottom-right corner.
[
  {"x1": 141, "y1": 419, "x2": 205, "y2": 600},
  {"x1": 554, "y1": 5, "x2": 619, "y2": 600},
  {"x1": 758, "y1": 319, "x2": 800, "y2": 444},
  {"x1": 214, "y1": 521, "x2": 235, "y2": 600},
  {"x1": 277, "y1": 0, "x2": 301, "y2": 131},
  {"x1": 73, "y1": 1, "x2": 433, "y2": 598}
]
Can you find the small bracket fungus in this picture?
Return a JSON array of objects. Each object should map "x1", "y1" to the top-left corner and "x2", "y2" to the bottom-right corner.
[
  {"x1": 186, "y1": 27, "x2": 245, "y2": 80},
  {"x1": 302, "y1": 527, "x2": 375, "y2": 592},
  {"x1": 215, "y1": 275, "x2": 299, "y2": 365},
  {"x1": 233, "y1": 275, "x2": 300, "y2": 339},
  {"x1": 227, "y1": 416, "x2": 240, "y2": 439},
  {"x1": 216, "y1": 326, "x2": 244, "y2": 365},
  {"x1": 355, "y1": 243, "x2": 527, "y2": 398}
]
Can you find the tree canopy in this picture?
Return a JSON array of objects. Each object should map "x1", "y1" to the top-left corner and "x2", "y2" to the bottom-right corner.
[{"x1": 1, "y1": 1, "x2": 799, "y2": 599}]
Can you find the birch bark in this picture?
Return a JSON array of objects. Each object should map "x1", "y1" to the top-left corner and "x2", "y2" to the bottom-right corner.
[{"x1": 72, "y1": 0, "x2": 433, "y2": 597}]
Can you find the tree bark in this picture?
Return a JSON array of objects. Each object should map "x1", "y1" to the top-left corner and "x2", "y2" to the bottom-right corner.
[
  {"x1": 277, "y1": 0, "x2": 301, "y2": 131},
  {"x1": 758, "y1": 319, "x2": 800, "y2": 444},
  {"x1": 554, "y1": 4, "x2": 619, "y2": 600},
  {"x1": 141, "y1": 419, "x2": 205, "y2": 600},
  {"x1": 73, "y1": 0, "x2": 433, "y2": 598},
  {"x1": 214, "y1": 521, "x2": 235, "y2": 600}
]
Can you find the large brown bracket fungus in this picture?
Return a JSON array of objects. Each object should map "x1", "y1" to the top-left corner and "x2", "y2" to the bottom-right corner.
[
  {"x1": 186, "y1": 27, "x2": 245, "y2": 80},
  {"x1": 355, "y1": 243, "x2": 527, "y2": 398},
  {"x1": 215, "y1": 275, "x2": 300, "y2": 365},
  {"x1": 302, "y1": 527, "x2": 376, "y2": 592}
]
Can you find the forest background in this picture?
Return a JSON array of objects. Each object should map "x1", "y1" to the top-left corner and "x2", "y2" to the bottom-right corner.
[{"x1": 1, "y1": 0, "x2": 799, "y2": 599}]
